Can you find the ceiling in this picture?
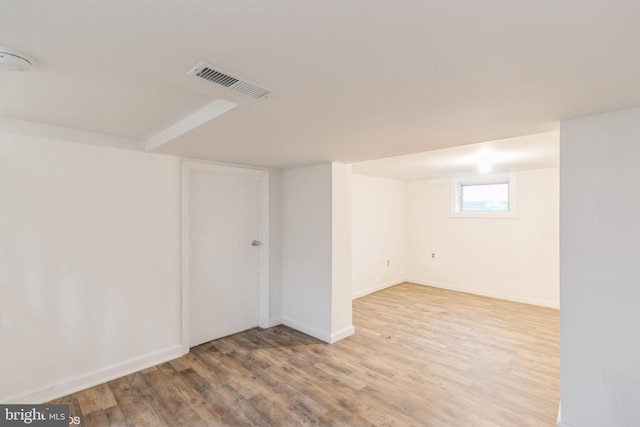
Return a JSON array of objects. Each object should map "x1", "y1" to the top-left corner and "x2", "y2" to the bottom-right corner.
[
  {"x1": 352, "y1": 131, "x2": 559, "y2": 181},
  {"x1": 1, "y1": 1, "x2": 639, "y2": 169}
]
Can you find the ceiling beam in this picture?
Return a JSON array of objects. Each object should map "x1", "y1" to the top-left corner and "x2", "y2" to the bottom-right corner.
[{"x1": 145, "y1": 99, "x2": 236, "y2": 152}]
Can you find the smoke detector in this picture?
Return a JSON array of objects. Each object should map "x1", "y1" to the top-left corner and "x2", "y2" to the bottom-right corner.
[{"x1": 0, "y1": 47, "x2": 36, "y2": 71}]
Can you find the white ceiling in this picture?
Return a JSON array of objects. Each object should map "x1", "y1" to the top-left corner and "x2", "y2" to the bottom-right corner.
[
  {"x1": 1, "y1": 1, "x2": 640, "y2": 169},
  {"x1": 352, "y1": 131, "x2": 559, "y2": 181}
]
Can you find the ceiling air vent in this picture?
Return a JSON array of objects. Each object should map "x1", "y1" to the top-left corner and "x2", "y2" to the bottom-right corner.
[{"x1": 187, "y1": 61, "x2": 272, "y2": 99}]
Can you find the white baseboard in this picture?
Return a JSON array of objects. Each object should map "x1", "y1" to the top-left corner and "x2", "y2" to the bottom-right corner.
[
  {"x1": 268, "y1": 316, "x2": 283, "y2": 327},
  {"x1": 556, "y1": 400, "x2": 573, "y2": 427},
  {"x1": 3, "y1": 345, "x2": 183, "y2": 404},
  {"x1": 330, "y1": 325, "x2": 355, "y2": 343},
  {"x1": 406, "y1": 278, "x2": 560, "y2": 309},
  {"x1": 283, "y1": 317, "x2": 331, "y2": 343},
  {"x1": 352, "y1": 279, "x2": 404, "y2": 300},
  {"x1": 282, "y1": 317, "x2": 354, "y2": 344}
]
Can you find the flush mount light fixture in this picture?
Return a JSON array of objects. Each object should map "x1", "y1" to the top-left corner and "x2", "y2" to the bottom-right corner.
[{"x1": 0, "y1": 47, "x2": 36, "y2": 71}]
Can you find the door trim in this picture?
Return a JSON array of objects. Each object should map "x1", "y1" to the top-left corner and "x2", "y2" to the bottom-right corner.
[{"x1": 181, "y1": 160, "x2": 270, "y2": 354}]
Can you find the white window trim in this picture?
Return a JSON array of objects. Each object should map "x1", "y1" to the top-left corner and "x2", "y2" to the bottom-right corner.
[{"x1": 450, "y1": 172, "x2": 518, "y2": 218}]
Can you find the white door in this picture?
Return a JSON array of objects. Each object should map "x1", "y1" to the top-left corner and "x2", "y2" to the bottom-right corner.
[{"x1": 188, "y1": 168, "x2": 260, "y2": 348}]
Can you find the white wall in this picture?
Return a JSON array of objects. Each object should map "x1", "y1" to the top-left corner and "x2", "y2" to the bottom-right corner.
[
  {"x1": 282, "y1": 162, "x2": 353, "y2": 343},
  {"x1": 331, "y1": 163, "x2": 353, "y2": 340},
  {"x1": 0, "y1": 128, "x2": 284, "y2": 403},
  {"x1": 351, "y1": 174, "x2": 405, "y2": 298},
  {"x1": 0, "y1": 132, "x2": 182, "y2": 403},
  {"x1": 559, "y1": 107, "x2": 640, "y2": 427},
  {"x1": 268, "y1": 169, "x2": 283, "y2": 326},
  {"x1": 405, "y1": 168, "x2": 559, "y2": 308},
  {"x1": 282, "y1": 163, "x2": 333, "y2": 339}
]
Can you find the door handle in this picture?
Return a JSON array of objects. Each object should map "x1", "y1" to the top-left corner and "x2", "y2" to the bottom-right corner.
[{"x1": 252, "y1": 240, "x2": 261, "y2": 246}]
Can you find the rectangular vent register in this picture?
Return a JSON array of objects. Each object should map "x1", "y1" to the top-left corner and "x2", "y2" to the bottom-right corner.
[{"x1": 187, "y1": 61, "x2": 273, "y2": 99}]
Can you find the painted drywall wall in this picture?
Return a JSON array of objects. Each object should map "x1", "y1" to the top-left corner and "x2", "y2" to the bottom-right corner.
[
  {"x1": 268, "y1": 169, "x2": 283, "y2": 326},
  {"x1": 0, "y1": 131, "x2": 182, "y2": 403},
  {"x1": 560, "y1": 107, "x2": 640, "y2": 427},
  {"x1": 331, "y1": 163, "x2": 354, "y2": 340},
  {"x1": 282, "y1": 163, "x2": 333, "y2": 340},
  {"x1": 282, "y1": 162, "x2": 354, "y2": 343},
  {"x1": 405, "y1": 168, "x2": 559, "y2": 308},
  {"x1": 351, "y1": 174, "x2": 405, "y2": 298},
  {"x1": 0, "y1": 128, "x2": 284, "y2": 403}
]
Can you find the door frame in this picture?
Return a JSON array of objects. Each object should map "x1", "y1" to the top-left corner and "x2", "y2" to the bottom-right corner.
[{"x1": 181, "y1": 160, "x2": 270, "y2": 354}]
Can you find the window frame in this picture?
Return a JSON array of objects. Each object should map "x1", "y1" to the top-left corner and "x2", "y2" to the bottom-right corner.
[{"x1": 450, "y1": 172, "x2": 517, "y2": 219}]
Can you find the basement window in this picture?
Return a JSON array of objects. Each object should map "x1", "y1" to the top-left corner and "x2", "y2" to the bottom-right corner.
[{"x1": 450, "y1": 173, "x2": 517, "y2": 218}]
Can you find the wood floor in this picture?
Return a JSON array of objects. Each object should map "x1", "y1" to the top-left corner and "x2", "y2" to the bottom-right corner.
[{"x1": 50, "y1": 283, "x2": 560, "y2": 426}]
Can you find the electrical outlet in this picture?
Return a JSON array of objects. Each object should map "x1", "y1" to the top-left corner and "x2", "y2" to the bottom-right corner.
[
  {"x1": 387, "y1": 259, "x2": 390, "y2": 266},
  {"x1": 431, "y1": 253, "x2": 435, "y2": 259}
]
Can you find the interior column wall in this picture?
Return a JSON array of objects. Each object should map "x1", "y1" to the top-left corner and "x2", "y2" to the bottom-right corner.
[
  {"x1": 331, "y1": 163, "x2": 354, "y2": 340},
  {"x1": 282, "y1": 162, "x2": 353, "y2": 343},
  {"x1": 282, "y1": 163, "x2": 333, "y2": 340},
  {"x1": 560, "y1": 107, "x2": 640, "y2": 427}
]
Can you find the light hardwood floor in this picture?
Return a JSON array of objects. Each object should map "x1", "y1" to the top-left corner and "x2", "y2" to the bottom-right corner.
[{"x1": 50, "y1": 283, "x2": 560, "y2": 426}]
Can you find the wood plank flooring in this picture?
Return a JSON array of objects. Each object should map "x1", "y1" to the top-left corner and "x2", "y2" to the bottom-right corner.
[{"x1": 49, "y1": 283, "x2": 560, "y2": 426}]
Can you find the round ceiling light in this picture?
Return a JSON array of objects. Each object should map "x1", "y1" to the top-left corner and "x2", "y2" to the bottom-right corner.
[{"x1": 0, "y1": 47, "x2": 36, "y2": 71}]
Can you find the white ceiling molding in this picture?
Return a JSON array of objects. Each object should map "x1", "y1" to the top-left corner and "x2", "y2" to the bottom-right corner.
[
  {"x1": 145, "y1": 99, "x2": 237, "y2": 152},
  {"x1": 0, "y1": 116, "x2": 144, "y2": 151}
]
